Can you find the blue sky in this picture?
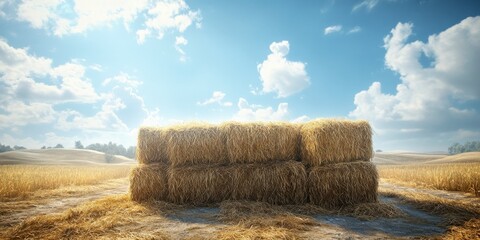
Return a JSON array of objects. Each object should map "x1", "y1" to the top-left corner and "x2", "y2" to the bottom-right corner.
[{"x1": 0, "y1": 0, "x2": 479, "y2": 152}]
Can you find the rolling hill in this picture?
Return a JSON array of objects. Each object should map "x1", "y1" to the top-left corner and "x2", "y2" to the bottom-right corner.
[{"x1": 0, "y1": 149, "x2": 135, "y2": 165}]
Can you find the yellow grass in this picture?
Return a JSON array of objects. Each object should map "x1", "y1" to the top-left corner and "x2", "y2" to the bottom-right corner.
[
  {"x1": 378, "y1": 163, "x2": 480, "y2": 196},
  {"x1": 0, "y1": 165, "x2": 131, "y2": 199}
]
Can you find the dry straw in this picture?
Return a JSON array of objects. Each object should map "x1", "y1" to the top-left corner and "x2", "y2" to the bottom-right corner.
[
  {"x1": 232, "y1": 161, "x2": 307, "y2": 205},
  {"x1": 136, "y1": 127, "x2": 169, "y2": 164},
  {"x1": 221, "y1": 122, "x2": 300, "y2": 164},
  {"x1": 168, "y1": 164, "x2": 234, "y2": 205},
  {"x1": 129, "y1": 164, "x2": 168, "y2": 201},
  {"x1": 301, "y1": 119, "x2": 373, "y2": 166},
  {"x1": 308, "y1": 162, "x2": 378, "y2": 209},
  {"x1": 166, "y1": 123, "x2": 228, "y2": 167}
]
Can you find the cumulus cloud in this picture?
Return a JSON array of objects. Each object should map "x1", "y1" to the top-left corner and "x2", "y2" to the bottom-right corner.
[
  {"x1": 324, "y1": 25, "x2": 342, "y2": 35},
  {"x1": 234, "y1": 98, "x2": 289, "y2": 122},
  {"x1": 257, "y1": 41, "x2": 310, "y2": 98},
  {"x1": 352, "y1": 0, "x2": 379, "y2": 12},
  {"x1": 12, "y1": 0, "x2": 201, "y2": 46},
  {"x1": 0, "y1": 39, "x2": 99, "y2": 104},
  {"x1": 350, "y1": 16, "x2": 480, "y2": 150},
  {"x1": 197, "y1": 91, "x2": 232, "y2": 107}
]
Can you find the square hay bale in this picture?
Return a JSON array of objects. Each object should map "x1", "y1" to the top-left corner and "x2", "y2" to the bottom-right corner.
[
  {"x1": 166, "y1": 123, "x2": 228, "y2": 167},
  {"x1": 300, "y1": 119, "x2": 373, "y2": 166},
  {"x1": 232, "y1": 161, "x2": 307, "y2": 205},
  {"x1": 136, "y1": 127, "x2": 169, "y2": 164},
  {"x1": 221, "y1": 122, "x2": 300, "y2": 164},
  {"x1": 130, "y1": 164, "x2": 168, "y2": 202},
  {"x1": 168, "y1": 164, "x2": 234, "y2": 205},
  {"x1": 308, "y1": 162, "x2": 378, "y2": 209}
]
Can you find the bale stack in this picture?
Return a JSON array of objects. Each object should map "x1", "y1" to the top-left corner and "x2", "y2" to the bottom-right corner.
[
  {"x1": 130, "y1": 127, "x2": 170, "y2": 201},
  {"x1": 300, "y1": 119, "x2": 378, "y2": 208},
  {"x1": 131, "y1": 119, "x2": 378, "y2": 208}
]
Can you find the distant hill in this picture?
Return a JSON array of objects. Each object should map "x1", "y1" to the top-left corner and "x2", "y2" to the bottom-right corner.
[
  {"x1": 373, "y1": 152, "x2": 447, "y2": 165},
  {"x1": 0, "y1": 149, "x2": 135, "y2": 165},
  {"x1": 373, "y1": 151, "x2": 480, "y2": 165},
  {"x1": 425, "y1": 152, "x2": 480, "y2": 164}
]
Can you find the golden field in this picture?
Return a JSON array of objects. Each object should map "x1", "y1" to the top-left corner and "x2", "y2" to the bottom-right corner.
[
  {"x1": 0, "y1": 165, "x2": 131, "y2": 199},
  {"x1": 378, "y1": 163, "x2": 480, "y2": 196}
]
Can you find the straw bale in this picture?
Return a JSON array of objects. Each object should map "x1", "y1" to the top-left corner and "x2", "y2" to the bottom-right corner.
[
  {"x1": 168, "y1": 164, "x2": 234, "y2": 205},
  {"x1": 300, "y1": 119, "x2": 373, "y2": 166},
  {"x1": 130, "y1": 164, "x2": 168, "y2": 201},
  {"x1": 222, "y1": 122, "x2": 300, "y2": 164},
  {"x1": 166, "y1": 123, "x2": 228, "y2": 167},
  {"x1": 232, "y1": 161, "x2": 307, "y2": 204},
  {"x1": 308, "y1": 162, "x2": 378, "y2": 208},
  {"x1": 136, "y1": 127, "x2": 169, "y2": 164}
]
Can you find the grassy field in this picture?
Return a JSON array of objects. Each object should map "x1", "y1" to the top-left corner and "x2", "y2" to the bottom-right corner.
[
  {"x1": 375, "y1": 152, "x2": 480, "y2": 196},
  {"x1": 378, "y1": 163, "x2": 480, "y2": 196},
  {"x1": 0, "y1": 165, "x2": 131, "y2": 199}
]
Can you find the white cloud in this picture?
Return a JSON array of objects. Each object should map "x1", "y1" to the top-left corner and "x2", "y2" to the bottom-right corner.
[
  {"x1": 257, "y1": 41, "x2": 310, "y2": 98},
  {"x1": 13, "y1": 0, "x2": 201, "y2": 47},
  {"x1": 0, "y1": 101, "x2": 56, "y2": 128},
  {"x1": 348, "y1": 26, "x2": 362, "y2": 34},
  {"x1": 352, "y1": 0, "x2": 379, "y2": 12},
  {"x1": 324, "y1": 25, "x2": 342, "y2": 35},
  {"x1": 0, "y1": 39, "x2": 99, "y2": 104},
  {"x1": 141, "y1": 0, "x2": 200, "y2": 42},
  {"x1": 350, "y1": 16, "x2": 480, "y2": 151},
  {"x1": 174, "y1": 35, "x2": 188, "y2": 61},
  {"x1": 234, "y1": 98, "x2": 289, "y2": 122},
  {"x1": 103, "y1": 73, "x2": 143, "y2": 88},
  {"x1": 197, "y1": 91, "x2": 232, "y2": 107}
]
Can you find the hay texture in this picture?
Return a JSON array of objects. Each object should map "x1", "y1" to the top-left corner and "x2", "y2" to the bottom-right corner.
[
  {"x1": 232, "y1": 161, "x2": 307, "y2": 205},
  {"x1": 168, "y1": 165, "x2": 234, "y2": 205},
  {"x1": 301, "y1": 119, "x2": 373, "y2": 166},
  {"x1": 221, "y1": 122, "x2": 300, "y2": 164},
  {"x1": 166, "y1": 123, "x2": 228, "y2": 167},
  {"x1": 130, "y1": 164, "x2": 168, "y2": 201},
  {"x1": 308, "y1": 162, "x2": 378, "y2": 209},
  {"x1": 136, "y1": 127, "x2": 169, "y2": 164}
]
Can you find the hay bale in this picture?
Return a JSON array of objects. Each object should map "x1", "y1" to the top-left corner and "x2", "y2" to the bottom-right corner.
[
  {"x1": 130, "y1": 164, "x2": 168, "y2": 202},
  {"x1": 168, "y1": 164, "x2": 234, "y2": 205},
  {"x1": 308, "y1": 162, "x2": 378, "y2": 209},
  {"x1": 232, "y1": 161, "x2": 307, "y2": 205},
  {"x1": 136, "y1": 127, "x2": 169, "y2": 164},
  {"x1": 300, "y1": 119, "x2": 373, "y2": 166},
  {"x1": 166, "y1": 123, "x2": 228, "y2": 167},
  {"x1": 221, "y1": 122, "x2": 300, "y2": 164}
]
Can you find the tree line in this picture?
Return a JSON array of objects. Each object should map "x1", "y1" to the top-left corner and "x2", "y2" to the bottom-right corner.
[
  {"x1": 0, "y1": 141, "x2": 136, "y2": 159},
  {"x1": 448, "y1": 141, "x2": 480, "y2": 155}
]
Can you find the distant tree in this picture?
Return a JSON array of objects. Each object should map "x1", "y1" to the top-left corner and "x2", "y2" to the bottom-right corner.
[
  {"x1": 13, "y1": 145, "x2": 26, "y2": 150},
  {"x1": 0, "y1": 143, "x2": 13, "y2": 153},
  {"x1": 41, "y1": 146, "x2": 46, "y2": 149},
  {"x1": 54, "y1": 144, "x2": 64, "y2": 149},
  {"x1": 448, "y1": 141, "x2": 480, "y2": 154},
  {"x1": 376, "y1": 149, "x2": 383, "y2": 153},
  {"x1": 126, "y1": 146, "x2": 136, "y2": 159},
  {"x1": 75, "y1": 141, "x2": 84, "y2": 149}
]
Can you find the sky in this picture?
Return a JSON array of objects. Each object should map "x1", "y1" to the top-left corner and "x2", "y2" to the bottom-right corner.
[{"x1": 0, "y1": 0, "x2": 479, "y2": 152}]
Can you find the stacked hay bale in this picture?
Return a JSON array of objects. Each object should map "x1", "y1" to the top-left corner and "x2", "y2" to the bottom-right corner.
[
  {"x1": 130, "y1": 127, "x2": 170, "y2": 201},
  {"x1": 131, "y1": 119, "x2": 377, "y2": 208},
  {"x1": 300, "y1": 119, "x2": 378, "y2": 209}
]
